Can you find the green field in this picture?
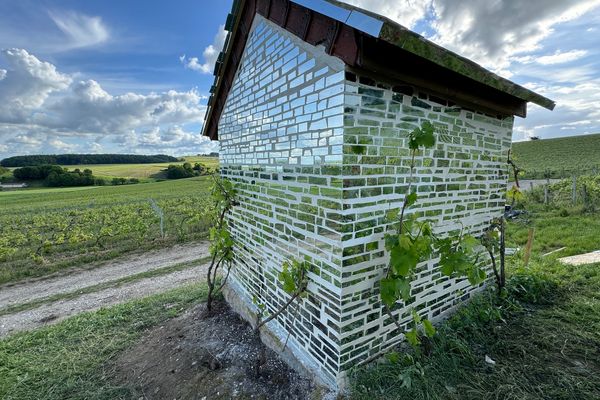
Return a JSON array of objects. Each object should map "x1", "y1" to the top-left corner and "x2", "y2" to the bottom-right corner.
[
  {"x1": 512, "y1": 133, "x2": 600, "y2": 179},
  {"x1": 63, "y1": 155, "x2": 219, "y2": 180},
  {"x1": 0, "y1": 177, "x2": 213, "y2": 284},
  {"x1": 1, "y1": 155, "x2": 219, "y2": 182}
]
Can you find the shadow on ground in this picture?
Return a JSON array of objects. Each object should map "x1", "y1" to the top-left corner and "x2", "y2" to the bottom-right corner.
[{"x1": 113, "y1": 302, "x2": 320, "y2": 400}]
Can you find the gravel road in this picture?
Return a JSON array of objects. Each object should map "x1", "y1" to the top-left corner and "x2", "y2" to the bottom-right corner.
[
  {"x1": 0, "y1": 242, "x2": 209, "y2": 311},
  {"x1": 0, "y1": 242, "x2": 210, "y2": 337}
]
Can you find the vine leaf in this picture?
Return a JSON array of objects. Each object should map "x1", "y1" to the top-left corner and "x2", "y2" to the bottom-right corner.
[
  {"x1": 380, "y1": 278, "x2": 397, "y2": 307},
  {"x1": 390, "y1": 246, "x2": 417, "y2": 277},
  {"x1": 408, "y1": 121, "x2": 436, "y2": 150},
  {"x1": 405, "y1": 329, "x2": 420, "y2": 347},
  {"x1": 405, "y1": 192, "x2": 418, "y2": 207},
  {"x1": 422, "y1": 319, "x2": 436, "y2": 338}
]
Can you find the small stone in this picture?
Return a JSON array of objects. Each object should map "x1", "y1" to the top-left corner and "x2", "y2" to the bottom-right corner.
[{"x1": 485, "y1": 355, "x2": 496, "y2": 365}]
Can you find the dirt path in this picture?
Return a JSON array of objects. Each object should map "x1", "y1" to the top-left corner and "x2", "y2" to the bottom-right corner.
[
  {"x1": 0, "y1": 242, "x2": 209, "y2": 311},
  {"x1": 0, "y1": 242, "x2": 210, "y2": 337},
  {"x1": 559, "y1": 250, "x2": 600, "y2": 266}
]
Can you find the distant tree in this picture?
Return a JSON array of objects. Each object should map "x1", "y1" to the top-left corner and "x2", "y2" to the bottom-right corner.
[
  {"x1": 166, "y1": 164, "x2": 195, "y2": 179},
  {"x1": 529, "y1": 136, "x2": 541, "y2": 140},
  {"x1": 13, "y1": 165, "x2": 64, "y2": 180},
  {"x1": 193, "y1": 162, "x2": 206, "y2": 174},
  {"x1": 0, "y1": 154, "x2": 178, "y2": 167}
]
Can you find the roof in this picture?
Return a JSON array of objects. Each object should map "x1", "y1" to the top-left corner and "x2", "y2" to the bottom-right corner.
[{"x1": 202, "y1": 0, "x2": 555, "y2": 140}]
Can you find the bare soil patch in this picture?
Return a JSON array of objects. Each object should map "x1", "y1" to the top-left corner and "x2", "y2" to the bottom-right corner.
[{"x1": 113, "y1": 302, "x2": 323, "y2": 400}]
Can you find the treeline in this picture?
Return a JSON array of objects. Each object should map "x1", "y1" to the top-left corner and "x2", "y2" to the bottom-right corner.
[
  {"x1": 12, "y1": 165, "x2": 139, "y2": 187},
  {"x1": 166, "y1": 162, "x2": 209, "y2": 179},
  {"x1": 1, "y1": 154, "x2": 179, "y2": 167}
]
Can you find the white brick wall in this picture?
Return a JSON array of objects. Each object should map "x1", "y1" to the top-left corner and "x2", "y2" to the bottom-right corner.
[{"x1": 218, "y1": 14, "x2": 514, "y2": 389}]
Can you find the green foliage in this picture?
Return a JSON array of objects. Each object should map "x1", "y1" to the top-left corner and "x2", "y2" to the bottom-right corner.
[
  {"x1": 13, "y1": 164, "x2": 64, "y2": 180},
  {"x1": 206, "y1": 175, "x2": 238, "y2": 311},
  {"x1": 166, "y1": 164, "x2": 195, "y2": 179},
  {"x1": 380, "y1": 121, "x2": 487, "y2": 358},
  {"x1": 0, "y1": 177, "x2": 214, "y2": 284},
  {"x1": 506, "y1": 184, "x2": 524, "y2": 204},
  {"x1": 352, "y1": 258, "x2": 600, "y2": 400},
  {"x1": 278, "y1": 259, "x2": 310, "y2": 295},
  {"x1": 511, "y1": 133, "x2": 600, "y2": 179},
  {"x1": 166, "y1": 162, "x2": 211, "y2": 180},
  {"x1": 437, "y1": 234, "x2": 485, "y2": 286},
  {"x1": 0, "y1": 153, "x2": 178, "y2": 167},
  {"x1": 408, "y1": 121, "x2": 435, "y2": 150}
]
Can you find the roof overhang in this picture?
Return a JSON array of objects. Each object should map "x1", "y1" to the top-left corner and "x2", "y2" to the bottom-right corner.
[{"x1": 202, "y1": 0, "x2": 555, "y2": 140}]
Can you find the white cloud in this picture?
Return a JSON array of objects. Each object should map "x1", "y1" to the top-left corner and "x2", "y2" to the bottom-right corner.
[
  {"x1": 49, "y1": 11, "x2": 109, "y2": 50},
  {"x1": 48, "y1": 138, "x2": 77, "y2": 152},
  {"x1": 429, "y1": 0, "x2": 600, "y2": 72},
  {"x1": 341, "y1": 0, "x2": 600, "y2": 74},
  {"x1": 0, "y1": 48, "x2": 72, "y2": 123},
  {"x1": 536, "y1": 49, "x2": 588, "y2": 65},
  {"x1": 513, "y1": 78, "x2": 600, "y2": 140},
  {"x1": 0, "y1": 49, "x2": 213, "y2": 158},
  {"x1": 180, "y1": 25, "x2": 227, "y2": 74},
  {"x1": 341, "y1": 0, "x2": 430, "y2": 29}
]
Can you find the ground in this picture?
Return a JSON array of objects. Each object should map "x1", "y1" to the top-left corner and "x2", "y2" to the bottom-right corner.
[
  {"x1": 0, "y1": 242, "x2": 210, "y2": 337},
  {"x1": 114, "y1": 302, "x2": 318, "y2": 400}
]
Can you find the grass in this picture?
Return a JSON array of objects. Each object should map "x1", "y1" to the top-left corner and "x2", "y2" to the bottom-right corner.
[
  {"x1": 0, "y1": 175, "x2": 211, "y2": 213},
  {"x1": 63, "y1": 156, "x2": 219, "y2": 180},
  {"x1": 512, "y1": 134, "x2": 600, "y2": 179},
  {"x1": 0, "y1": 283, "x2": 208, "y2": 400},
  {"x1": 351, "y1": 257, "x2": 600, "y2": 399},
  {"x1": 506, "y1": 207, "x2": 600, "y2": 257}
]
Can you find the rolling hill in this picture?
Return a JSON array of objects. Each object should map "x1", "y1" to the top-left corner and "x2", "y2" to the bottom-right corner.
[{"x1": 512, "y1": 134, "x2": 600, "y2": 178}]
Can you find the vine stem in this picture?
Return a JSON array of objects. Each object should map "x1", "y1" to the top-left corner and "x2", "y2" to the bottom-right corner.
[
  {"x1": 255, "y1": 283, "x2": 307, "y2": 331},
  {"x1": 384, "y1": 149, "x2": 417, "y2": 280}
]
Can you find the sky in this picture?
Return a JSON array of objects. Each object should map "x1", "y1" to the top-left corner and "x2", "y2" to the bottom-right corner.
[{"x1": 0, "y1": 0, "x2": 599, "y2": 159}]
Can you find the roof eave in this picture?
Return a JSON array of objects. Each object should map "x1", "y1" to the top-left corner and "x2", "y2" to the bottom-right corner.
[{"x1": 378, "y1": 22, "x2": 556, "y2": 111}]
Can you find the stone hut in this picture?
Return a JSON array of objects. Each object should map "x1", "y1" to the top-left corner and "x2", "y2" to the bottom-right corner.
[{"x1": 201, "y1": 0, "x2": 554, "y2": 389}]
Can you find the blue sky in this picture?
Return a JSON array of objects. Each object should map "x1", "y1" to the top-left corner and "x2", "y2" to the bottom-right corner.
[{"x1": 0, "y1": 0, "x2": 599, "y2": 158}]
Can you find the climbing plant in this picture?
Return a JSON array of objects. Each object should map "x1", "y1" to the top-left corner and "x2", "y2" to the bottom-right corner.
[
  {"x1": 252, "y1": 258, "x2": 310, "y2": 376},
  {"x1": 481, "y1": 150, "x2": 525, "y2": 293},
  {"x1": 381, "y1": 122, "x2": 486, "y2": 350},
  {"x1": 205, "y1": 174, "x2": 238, "y2": 313}
]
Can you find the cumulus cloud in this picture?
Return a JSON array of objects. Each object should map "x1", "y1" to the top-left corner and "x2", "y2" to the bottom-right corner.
[
  {"x1": 49, "y1": 11, "x2": 110, "y2": 49},
  {"x1": 0, "y1": 49, "x2": 213, "y2": 158},
  {"x1": 430, "y1": 0, "x2": 600, "y2": 72},
  {"x1": 180, "y1": 25, "x2": 228, "y2": 74},
  {"x1": 0, "y1": 48, "x2": 71, "y2": 122},
  {"x1": 341, "y1": 0, "x2": 600, "y2": 73}
]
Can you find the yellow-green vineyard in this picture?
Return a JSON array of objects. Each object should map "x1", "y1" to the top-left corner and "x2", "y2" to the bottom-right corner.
[{"x1": 0, "y1": 177, "x2": 213, "y2": 284}]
